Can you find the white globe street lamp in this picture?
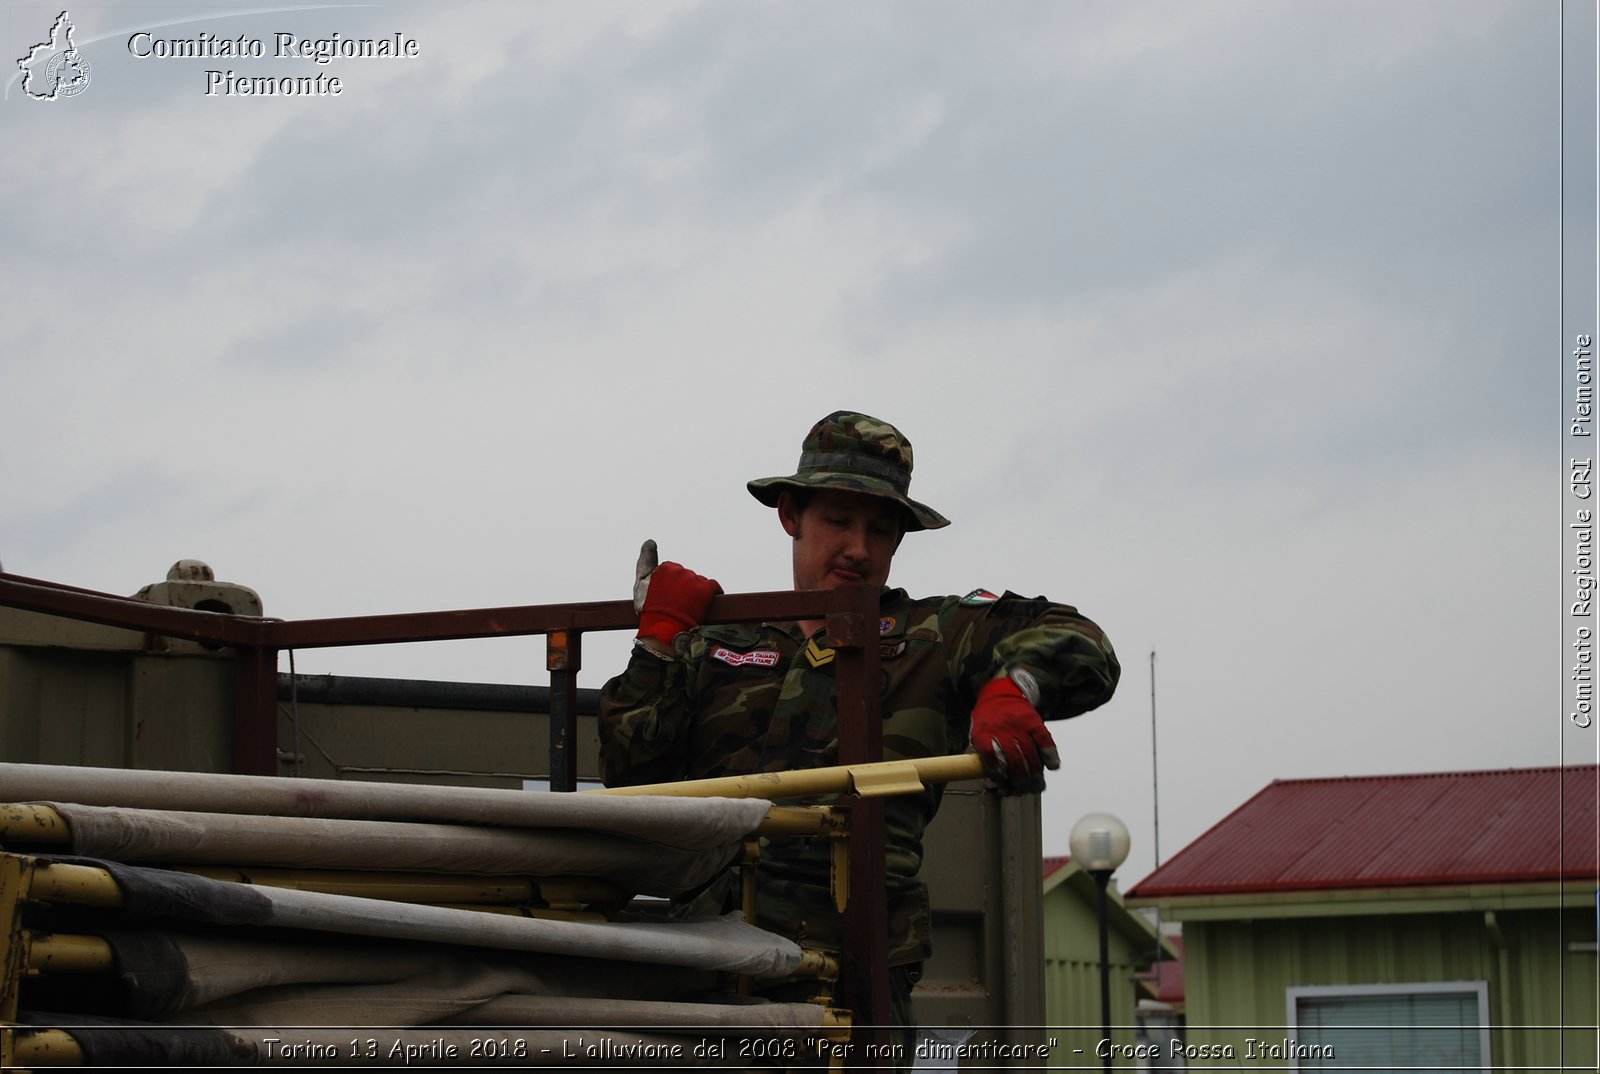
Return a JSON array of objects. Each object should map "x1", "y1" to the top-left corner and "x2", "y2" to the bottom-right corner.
[{"x1": 1071, "y1": 812, "x2": 1131, "y2": 1072}]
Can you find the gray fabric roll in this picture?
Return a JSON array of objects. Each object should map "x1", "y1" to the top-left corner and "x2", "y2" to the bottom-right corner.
[
  {"x1": 254, "y1": 886, "x2": 802, "y2": 977},
  {"x1": 45, "y1": 803, "x2": 739, "y2": 897},
  {"x1": 91, "y1": 859, "x2": 802, "y2": 979},
  {"x1": 1, "y1": 761, "x2": 770, "y2": 847},
  {"x1": 161, "y1": 937, "x2": 729, "y2": 1025},
  {"x1": 103, "y1": 932, "x2": 727, "y2": 1022}
]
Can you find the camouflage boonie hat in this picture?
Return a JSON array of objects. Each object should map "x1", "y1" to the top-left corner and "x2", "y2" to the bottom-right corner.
[{"x1": 747, "y1": 411, "x2": 950, "y2": 531}]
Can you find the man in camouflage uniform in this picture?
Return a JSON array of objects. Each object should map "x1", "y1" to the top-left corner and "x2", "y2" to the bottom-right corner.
[{"x1": 598, "y1": 411, "x2": 1120, "y2": 1034}]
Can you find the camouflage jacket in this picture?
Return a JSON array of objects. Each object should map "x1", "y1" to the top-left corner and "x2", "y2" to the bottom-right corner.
[{"x1": 597, "y1": 587, "x2": 1119, "y2": 964}]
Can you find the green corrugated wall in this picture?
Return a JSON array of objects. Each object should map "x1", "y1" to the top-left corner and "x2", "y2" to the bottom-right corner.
[
  {"x1": 1042, "y1": 880, "x2": 1157, "y2": 1068},
  {"x1": 1180, "y1": 905, "x2": 1597, "y2": 1070}
]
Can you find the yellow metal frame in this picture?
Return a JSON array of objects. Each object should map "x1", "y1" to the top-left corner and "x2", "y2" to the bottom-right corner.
[
  {"x1": 26, "y1": 934, "x2": 113, "y2": 974},
  {"x1": 0, "y1": 805, "x2": 70, "y2": 846},
  {"x1": 593, "y1": 753, "x2": 983, "y2": 802},
  {"x1": 4, "y1": 1027, "x2": 85, "y2": 1066}
]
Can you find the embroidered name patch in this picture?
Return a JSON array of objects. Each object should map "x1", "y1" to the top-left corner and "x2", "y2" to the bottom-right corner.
[{"x1": 711, "y1": 646, "x2": 781, "y2": 668}]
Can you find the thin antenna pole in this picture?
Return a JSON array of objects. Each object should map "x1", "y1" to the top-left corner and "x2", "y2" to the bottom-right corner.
[
  {"x1": 1150, "y1": 650, "x2": 1160, "y2": 869},
  {"x1": 1150, "y1": 650, "x2": 1163, "y2": 969}
]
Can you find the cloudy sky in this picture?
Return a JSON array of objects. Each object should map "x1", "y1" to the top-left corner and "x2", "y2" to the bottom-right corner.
[{"x1": 2, "y1": 0, "x2": 1589, "y2": 886}]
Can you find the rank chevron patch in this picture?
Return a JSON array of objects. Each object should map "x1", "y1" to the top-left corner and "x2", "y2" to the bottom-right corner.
[{"x1": 803, "y1": 637, "x2": 835, "y2": 668}]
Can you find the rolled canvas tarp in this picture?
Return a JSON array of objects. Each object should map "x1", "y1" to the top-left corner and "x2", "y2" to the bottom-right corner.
[
  {"x1": 0, "y1": 762, "x2": 771, "y2": 847},
  {"x1": 40, "y1": 802, "x2": 740, "y2": 897},
  {"x1": 89, "y1": 931, "x2": 824, "y2": 1031},
  {"x1": 82, "y1": 858, "x2": 803, "y2": 979},
  {"x1": 98, "y1": 931, "x2": 710, "y2": 1019}
]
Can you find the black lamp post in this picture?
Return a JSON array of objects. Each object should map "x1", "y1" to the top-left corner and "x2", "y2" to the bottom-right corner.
[{"x1": 1070, "y1": 812, "x2": 1131, "y2": 1073}]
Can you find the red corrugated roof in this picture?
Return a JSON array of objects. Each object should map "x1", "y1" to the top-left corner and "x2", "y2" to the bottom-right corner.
[
  {"x1": 1042, "y1": 855, "x2": 1072, "y2": 881},
  {"x1": 1128, "y1": 765, "x2": 1599, "y2": 898}
]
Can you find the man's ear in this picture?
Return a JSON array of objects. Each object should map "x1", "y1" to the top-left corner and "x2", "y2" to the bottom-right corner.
[{"x1": 777, "y1": 491, "x2": 803, "y2": 538}]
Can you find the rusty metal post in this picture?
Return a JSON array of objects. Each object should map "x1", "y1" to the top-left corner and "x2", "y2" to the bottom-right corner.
[
  {"x1": 231, "y1": 645, "x2": 278, "y2": 776},
  {"x1": 828, "y1": 585, "x2": 891, "y2": 1059},
  {"x1": 547, "y1": 630, "x2": 582, "y2": 792}
]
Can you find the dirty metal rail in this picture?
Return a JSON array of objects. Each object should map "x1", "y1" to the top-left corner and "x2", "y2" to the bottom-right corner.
[{"x1": 0, "y1": 574, "x2": 865, "y2": 648}]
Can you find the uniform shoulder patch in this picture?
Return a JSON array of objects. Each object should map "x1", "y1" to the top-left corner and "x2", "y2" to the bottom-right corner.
[
  {"x1": 960, "y1": 588, "x2": 1000, "y2": 606},
  {"x1": 802, "y1": 637, "x2": 835, "y2": 668}
]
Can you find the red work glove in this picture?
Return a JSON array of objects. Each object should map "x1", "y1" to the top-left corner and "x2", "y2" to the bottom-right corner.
[
  {"x1": 970, "y1": 675, "x2": 1059, "y2": 795},
  {"x1": 636, "y1": 560, "x2": 722, "y2": 648}
]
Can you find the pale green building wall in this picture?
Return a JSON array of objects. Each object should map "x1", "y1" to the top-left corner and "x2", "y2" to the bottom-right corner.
[
  {"x1": 1181, "y1": 905, "x2": 1597, "y2": 1071},
  {"x1": 1042, "y1": 880, "x2": 1160, "y2": 1068}
]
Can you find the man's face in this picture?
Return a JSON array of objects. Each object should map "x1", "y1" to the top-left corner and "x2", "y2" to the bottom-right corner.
[{"x1": 778, "y1": 488, "x2": 905, "y2": 592}]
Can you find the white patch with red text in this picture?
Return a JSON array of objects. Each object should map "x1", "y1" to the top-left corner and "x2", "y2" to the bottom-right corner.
[{"x1": 711, "y1": 646, "x2": 782, "y2": 668}]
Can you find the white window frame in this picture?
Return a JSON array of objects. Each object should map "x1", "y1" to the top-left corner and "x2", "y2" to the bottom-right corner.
[{"x1": 1284, "y1": 980, "x2": 1492, "y2": 1072}]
